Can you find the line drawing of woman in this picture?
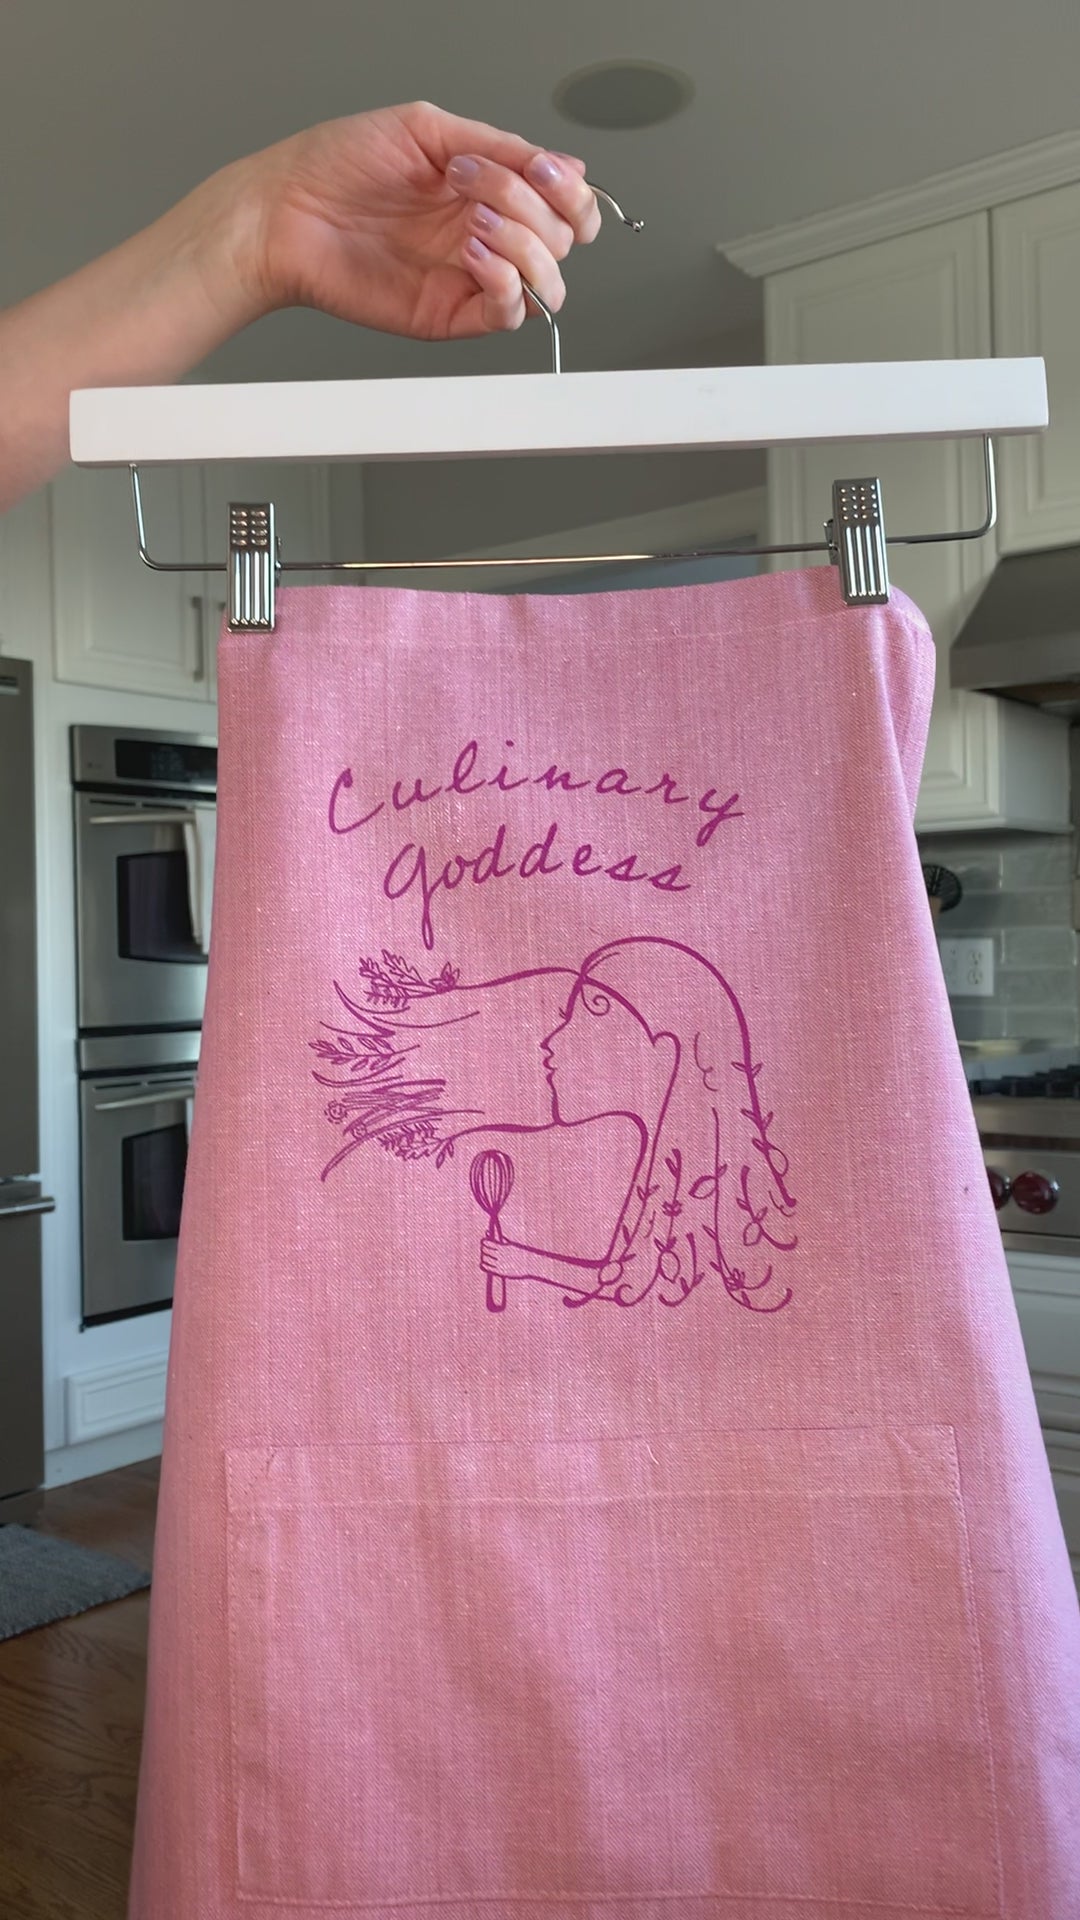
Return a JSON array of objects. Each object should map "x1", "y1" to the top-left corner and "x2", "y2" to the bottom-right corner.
[{"x1": 309, "y1": 936, "x2": 797, "y2": 1313}]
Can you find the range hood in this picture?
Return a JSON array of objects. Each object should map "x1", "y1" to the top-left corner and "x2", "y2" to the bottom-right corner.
[{"x1": 951, "y1": 544, "x2": 1080, "y2": 717}]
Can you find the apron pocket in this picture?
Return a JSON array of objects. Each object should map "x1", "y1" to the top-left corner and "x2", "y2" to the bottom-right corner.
[{"x1": 224, "y1": 1425, "x2": 1000, "y2": 1912}]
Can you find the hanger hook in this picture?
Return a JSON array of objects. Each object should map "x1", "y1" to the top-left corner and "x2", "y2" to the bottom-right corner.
[
  {"x1": 586, "y1": 181, "x2": 646, "y2": 234},
  {"x1": 522, "y1": 179, "x2": 644, "y2": 374},
  {"x1": 521, "y1": 283, "x2": 561, "y2": 373}
]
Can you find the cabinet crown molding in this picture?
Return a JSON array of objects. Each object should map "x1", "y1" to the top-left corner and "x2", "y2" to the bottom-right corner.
[{"x1": 719, "y1": 126, "x2": 1080, "y2": 277}]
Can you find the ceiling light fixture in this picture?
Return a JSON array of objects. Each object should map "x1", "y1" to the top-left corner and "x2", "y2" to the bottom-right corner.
[{"x1": 553, "y1": 61, "x2": 694, "y2": 132}]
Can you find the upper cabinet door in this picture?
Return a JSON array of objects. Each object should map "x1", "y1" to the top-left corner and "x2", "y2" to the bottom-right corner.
[
  {"x1": 765, "y1": 215, "x2": 1009, "y2": 831},
  {"x1": 199, "y1": 462, "x2": 333, "y2": 697},
  {"x1": 993, "y1": 182, "x2": 1080, "y2": 552},
  {"x1": 766, "y1": 213, "x2": 995, "y2": 642},
  {"x1": 51, "y1": 464, "x2": 208, "y2": 698}
]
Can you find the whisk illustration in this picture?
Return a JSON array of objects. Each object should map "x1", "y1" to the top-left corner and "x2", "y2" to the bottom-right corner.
[{"x1": 470, "y1": 1150, "x2": 516, "y2": 1312}]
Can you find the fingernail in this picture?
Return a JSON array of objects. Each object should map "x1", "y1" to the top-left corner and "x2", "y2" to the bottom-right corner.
[
  {"x1": 463, "y1": 236, "x2": 490, "y2": 265},
  {"x1": 526, "y1": 152, "x2": 563, "y2": 188},
  {"x1": 447, "y1": 155, "x2": 480, "y2": 187},
  {"x1": 473, "y1": 203, "x2": 501, "y2": 235}
]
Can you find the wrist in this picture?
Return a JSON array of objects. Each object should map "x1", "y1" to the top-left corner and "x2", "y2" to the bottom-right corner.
[{"x1": 163, "y1": 153, "x2": 274, "y2": 338}]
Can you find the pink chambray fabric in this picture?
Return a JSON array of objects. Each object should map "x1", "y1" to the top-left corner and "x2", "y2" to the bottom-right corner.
[{"x1": 129, "y1": 567, "x2": 1080, "y2": 1920}]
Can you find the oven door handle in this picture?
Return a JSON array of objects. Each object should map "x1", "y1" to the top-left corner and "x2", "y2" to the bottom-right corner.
[
  {"x1": 0, "y1": 1194, "x2": 56, "y2": 1219},
  {"x1": 93, "y1": 1080, "x2": 197, "y2": 1113},
  {"x1": 87, "y1": 809, "x2": 203, "y2": 827}
]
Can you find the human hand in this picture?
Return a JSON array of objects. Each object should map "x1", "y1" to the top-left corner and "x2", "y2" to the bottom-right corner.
[
  {"x1": 231, "y1": 100, "x2": 602, "y2": 342},
  {"x1": 0, "y1": 99, "x2": 603, "y2": 511},
  {"x1": 480, "y1": 1235, "x2": 527, "y2": 1279}
]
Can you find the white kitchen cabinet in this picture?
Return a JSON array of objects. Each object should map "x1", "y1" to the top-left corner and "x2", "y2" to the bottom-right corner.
[
  {"x1": 51, "y1": 461, "x2": 334, "y2": 703},
  {"x1": 993, "y1": 181, "x2": 1080, "y2": 553},
  {"x1": 765, "y1": 215, "x2": 1068, "y2": 832},
  {"x1": 1044, "y1": 1435, "x2": 1080, "y2": 1589},
  {"x1": 911, "y1": 690, "x2": 1068, "y2": 832},
  {"x1": 1009, "y1": 1252, "x2": 1080, "y2": 1588},
  {"x1": 51, "y1": 464, "x2": 209, "y2": 700}
]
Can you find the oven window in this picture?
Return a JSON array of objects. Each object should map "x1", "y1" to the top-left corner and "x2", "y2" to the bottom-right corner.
[
  {"x1": 116, "y1": 851, "x2": 202, "y2": 963},
  {"x1": 121, "y1": 1123, "x2": 188, "y2": 1240}
]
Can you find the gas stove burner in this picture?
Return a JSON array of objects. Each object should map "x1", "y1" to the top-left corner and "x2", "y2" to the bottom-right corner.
[{"x1": 971, "y1": 1067, "x2": 1080, "y2": 1099}]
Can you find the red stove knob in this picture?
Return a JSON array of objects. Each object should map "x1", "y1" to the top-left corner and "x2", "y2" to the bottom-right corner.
[
  {"x1": 987, "y1": 1168, "x2": 1011, "y2": 1211},
  {"x1": 1011, "y1": 1170, "x2": 1060, "y2": 1215}
]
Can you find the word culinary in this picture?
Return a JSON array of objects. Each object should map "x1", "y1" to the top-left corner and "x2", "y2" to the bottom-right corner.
[{"x1": 329, "y1": 740, "x2": 743, "y2": 950}]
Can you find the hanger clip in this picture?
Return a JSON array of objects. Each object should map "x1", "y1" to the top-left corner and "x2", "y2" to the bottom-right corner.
[
  {"x1": 827, "y1": 478, "x2": 890, "y2": 606},
  {"x1": 228, "y1": 503, "x2": 277, "y2": 631}
]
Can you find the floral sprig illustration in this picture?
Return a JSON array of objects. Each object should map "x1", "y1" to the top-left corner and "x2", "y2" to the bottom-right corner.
[
  {"x1": 357, "y1": 950, "x2": 459, "y2": 1012},
  {"x1": 309, "y1": 970, "x2": 479, "y2": 1178},
  {"x1": 311, "y1": 1026, "x2": 399, "y2": 1073}
]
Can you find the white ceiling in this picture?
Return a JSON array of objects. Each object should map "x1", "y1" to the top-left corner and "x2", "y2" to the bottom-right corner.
[{"x1": 4, "y1": 0, "x2": 1080, "y2": 385}]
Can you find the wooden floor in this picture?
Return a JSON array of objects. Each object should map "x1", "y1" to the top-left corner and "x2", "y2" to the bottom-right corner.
[{"x1": 0, "y1": 1459, "x2": 159, "y2": 1920}]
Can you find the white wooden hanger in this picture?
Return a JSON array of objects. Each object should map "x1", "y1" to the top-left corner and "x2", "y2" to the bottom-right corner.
[{"x1": 67, "y1": 183, "x2": 1048, "y2": 632}]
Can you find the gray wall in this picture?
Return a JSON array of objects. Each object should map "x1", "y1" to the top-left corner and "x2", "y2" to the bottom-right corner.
[{"x1": 359, "y1": 448, "x2": 765, "y2": 561}]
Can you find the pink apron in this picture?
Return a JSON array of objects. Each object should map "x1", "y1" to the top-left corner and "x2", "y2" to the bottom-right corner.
[{"x1": 129, "y1": 567, "x2": 1080, "y2": 1920}]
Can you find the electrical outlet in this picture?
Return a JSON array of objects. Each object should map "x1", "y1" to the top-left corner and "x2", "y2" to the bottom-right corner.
[{"x1": 939, "y1": 937, "x2": 995, "y2": 998}]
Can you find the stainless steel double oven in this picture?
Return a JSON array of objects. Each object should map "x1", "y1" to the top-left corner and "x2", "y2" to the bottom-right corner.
[{"x1": 72, "y1": 726, "x2": 216, "y2": 1323}]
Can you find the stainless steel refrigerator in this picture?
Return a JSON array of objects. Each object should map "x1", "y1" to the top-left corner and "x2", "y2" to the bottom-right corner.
[{"x1": 0, "y1": 658, "x2": 54, "y2": 1524}]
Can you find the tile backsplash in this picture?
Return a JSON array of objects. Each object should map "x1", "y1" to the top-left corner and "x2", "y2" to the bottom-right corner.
[{"x1": 918, "y1": 832, "x2": 1079, "y2": 1043}]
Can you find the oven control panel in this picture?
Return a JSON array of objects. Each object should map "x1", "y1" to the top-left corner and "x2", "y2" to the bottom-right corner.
[{"x1": 72, "y1": 724, "x2": 217, "y2": 796}]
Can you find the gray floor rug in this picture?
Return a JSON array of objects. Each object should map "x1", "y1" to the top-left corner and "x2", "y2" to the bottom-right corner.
[{"x1": 0, "y1": 1523, "x2": 151, "y2": 1641}]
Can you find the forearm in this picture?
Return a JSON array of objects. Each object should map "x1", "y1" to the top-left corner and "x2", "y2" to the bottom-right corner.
[
  {"x1": 500, "y1": 1243, "x2": 604, "y2": 1287},
  {"x1": 0, "y1": 158, "x2": 266, "y2": 511}
]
